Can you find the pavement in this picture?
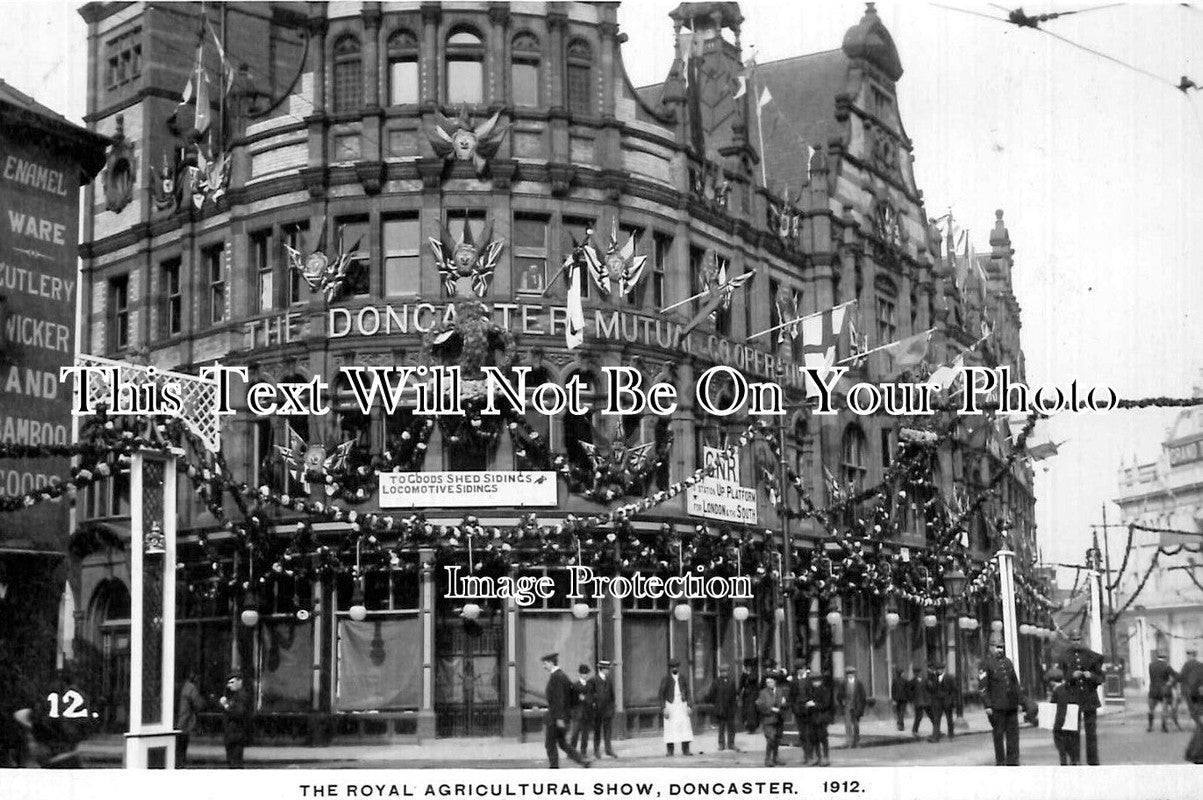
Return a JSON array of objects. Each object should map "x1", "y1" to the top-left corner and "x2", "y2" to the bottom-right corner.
[{"x1": 76, "y1": 705, "x2": 1031, "y2": 768}]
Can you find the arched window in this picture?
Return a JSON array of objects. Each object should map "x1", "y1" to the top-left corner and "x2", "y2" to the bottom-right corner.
[
  {"x1": 511, "y1": 31, "x2": 541, "y2": 107},
  {"x1": 332, "y1": 35, "x2": 362, "y2": 114},
  {"x1": 841, "y1": 425, "x2": 867, "y2": 493},
  {"x1": 446, "y1": 28, "x2": 484, "y2": 104},
  {"x1": 566, "y1": 38, "x2": 593, "y2": 115},
  {"x1": 387, "y1": 29, "x2": 419, "y2": 106}
]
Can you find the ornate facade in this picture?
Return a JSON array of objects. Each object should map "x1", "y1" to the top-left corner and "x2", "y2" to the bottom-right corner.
[{"x1": 72, "y1": 1, "x2": 1040, "y2": 742}]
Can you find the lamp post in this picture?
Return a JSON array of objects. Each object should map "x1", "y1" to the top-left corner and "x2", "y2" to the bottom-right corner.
[{"x1": 944, "y1": 568, "x2": 966, "y2": 705}]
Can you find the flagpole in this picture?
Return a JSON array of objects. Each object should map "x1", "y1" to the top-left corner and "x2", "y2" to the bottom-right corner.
[
  {"x1": 836, "y1": 327, "x2": 935, "y2": 365},
  {"x1": 659, "y1": 288, "x2": 711, "y2": 314},
  {"x1": 746, "y1": 299, "x2": 858, "y2": 341},
  {"x1": 753, "y1": 70, "x2": 768, "y2": 188}
]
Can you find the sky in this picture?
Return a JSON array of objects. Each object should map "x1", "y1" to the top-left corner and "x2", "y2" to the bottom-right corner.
[{"x1": 1, "y1": 0, "x2": 1200, "y2": 585}]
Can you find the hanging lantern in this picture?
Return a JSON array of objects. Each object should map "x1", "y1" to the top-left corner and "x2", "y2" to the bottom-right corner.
[
  {"x1": 1018, "y1": 623, "x2": 1033, "y2": 636},
  {"x1": 957, "y1": 615, "x2": 974, "y2": 630},
  {"x1": 571, "y1": 602, "x2": 591, "y2": 620},
  {"x1": 461, "y1": 603, "x2": 482, "y2": 621},
  {"x1": 348, "y1": 603, "x2": 368, "y2": 622},
  {"x1": 967, "y1": 618, "x2": 980, "y2": 631},
  {"x1": 884, "y1": 611, "x2": 901, "y2": 629},
  {"x1": 295, "y1": 608, "x2": 311, "y2": 622},
  {"x1": 923, "y1": 614, "x2": 938, "y2": 629},
  {"x1": 733, "y1": 605, "x2": 751, "y2": 622},
  {"x1": 240, "y1": 607, "x2": 260, "y2": 627},
  {"x1": 674, "y1": 603, "x2": 693, "y2": 622},
  {"x1": 826, "y1": 610, "x2": 842, "y2": 627},
  {"x1": 991, "y1": 619, "x2": 1004, "y2": 633}
]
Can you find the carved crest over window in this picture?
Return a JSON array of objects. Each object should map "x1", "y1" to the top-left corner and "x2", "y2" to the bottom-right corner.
[
  {"x1": 868, "y1": 123, "x2": 899, "y2": 178},
  {"x1": 872, "y1": 198, "x2": 903, "y2": 265},
  {"x1": 101, "y1": 115, "x2": 137, "y2": 213}
]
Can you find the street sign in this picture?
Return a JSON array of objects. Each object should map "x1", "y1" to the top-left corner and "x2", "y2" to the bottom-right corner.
[
  {"x1": 686, "y1": 447, "x2": 758, "y2": 524},
  {"x1": 378, "y1": 470, "x2": 558, "y2": 508}
]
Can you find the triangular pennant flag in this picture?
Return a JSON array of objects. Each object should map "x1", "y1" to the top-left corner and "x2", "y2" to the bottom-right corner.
[
  {"x1": 758, "y1": 86, "x2": 773, "y2": 109},
  {"x1": 882, "y1": 330, "x2": 932, "y2": 369}
]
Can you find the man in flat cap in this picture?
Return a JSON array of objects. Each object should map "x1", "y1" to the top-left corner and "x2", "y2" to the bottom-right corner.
[
  {"x1": 542, "y1": 653, "x2": 589, "y2": 768},
  {"x1": 703, "y1": 663, "x2": 740, "y2": 752},
  {"x1": 800, "y1": 665, "x2": 834, "y2": 766},
  {"x1": 834, "y1": 665, "x2": 867, "y2": 749},
  {"x1": 1056, "y1": 630, "x2": 1104, "y2": 765},
  {"x1": 587, "y1": 660, "x2": 617, "y2": 758},
  {"x1": 1147, "y1": 651, "x2": 1178, "y2": 732},
  {"x1": 1178, "y1": 647, "x2": 1203, "y2": 725},
  {"x1": 219, "y1": 670, "x2": 253, "y2": 768},
  {"x1": 659, "y1": 656, "x2": 694, "y2": 755},
  {"x1": 979, "y1": 634, "x2": 1021, "y2": 765},
  {"x1": 738, "y1": 658, "x2": 760, "y2": 733}
]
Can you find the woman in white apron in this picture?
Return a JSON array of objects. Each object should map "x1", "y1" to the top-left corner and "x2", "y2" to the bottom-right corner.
[{"x1": 659, "y1": 657, "x2": 695, "y2": 755}]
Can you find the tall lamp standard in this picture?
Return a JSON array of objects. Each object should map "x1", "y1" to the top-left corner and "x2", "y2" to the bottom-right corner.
[{"x1": 943, "y1": 568, "x2": 966, "y2": 712}]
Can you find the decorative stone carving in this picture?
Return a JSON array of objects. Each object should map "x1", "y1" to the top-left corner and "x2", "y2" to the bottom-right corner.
[
  {"x1": 426, "y1": 105, "x2": 510, "y2": 178},
  {"x1": 101, "y1": 115, "x2": 137, "y2": 213}
]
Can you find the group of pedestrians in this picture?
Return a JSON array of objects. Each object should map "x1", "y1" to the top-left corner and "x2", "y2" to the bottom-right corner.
[
  {"x1": 1147, "y1": 646, "x2": 1203, "y2": 732},
  {"x1": 540, "y1": 653, "x2": 619, "y2": 768},
  {"x1": 889, "y1": 659, "x2": 960, "y2": 742}
]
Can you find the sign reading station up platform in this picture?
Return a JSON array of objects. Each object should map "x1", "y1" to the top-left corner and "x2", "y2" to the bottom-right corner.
[
  {"x1": 686, "y1": 447, "x2": 759, "y2": 525},
  {"x1": 378, "y1": 470, "x2": 559, "y2": 508}
]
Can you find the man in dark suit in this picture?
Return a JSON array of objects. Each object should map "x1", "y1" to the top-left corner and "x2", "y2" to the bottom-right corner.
[
  {"x1": 1057, "y1": 631, "x2": 1104, "y2": 765},
  {"x1": 928, "y1": 660, "x2": 958, "y2": 741},
  {"x1": 738, "y1": 658, "x2": 760, "y2": 733},
  {"x1": 1147, "y1": 652, "x2": 1178, "y2": 732},
  {"x1": 909, "y1": 665, "x2": 932, "y2": 739},
  {"x1": 587, "y1": 660, "x2": 617, "y2": 759},
  {"x1": 834, "y1": 666, "x2": 867, "y2": 748},
  {"x1": 703, "y1": 663, "x2": 740, "y2": 751},
  {"x1": 219, "y1": 671, "x2": 253, "y2": 769},
  {"x1": 979, "y1": 636, "x2": 1021, "y2": 766},
  {"x1": 569, "y1": 664, "x2": 592, "y2": 752},
  {"x1": 1179, "y1": 647, "x2": 1203, "y2": 725},
  {"x1": 541, "y1": 653, "x2": 589, "y2": 769},
  {"x1": 789, "y1": 663, "x2": 813, "y2": 762},
  {"x1": 800, "y1": 666, "x2": 834, "y2": 766},
  {"x1": 890, "y1": 666, "x2": 910, "y2": 731}
]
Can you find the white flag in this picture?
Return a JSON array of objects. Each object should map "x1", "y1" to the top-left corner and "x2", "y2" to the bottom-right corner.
[
  {"x1": 758, "y1": 86, "x2": 773, "y2": 109},
  {"x1": 565, "y1": 254, "x2": 584, "y2": 350}
]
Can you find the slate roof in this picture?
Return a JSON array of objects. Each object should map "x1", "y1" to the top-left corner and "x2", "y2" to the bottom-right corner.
[{"x1": 634, "y1": 48, "x2": 850, "y2": 194}]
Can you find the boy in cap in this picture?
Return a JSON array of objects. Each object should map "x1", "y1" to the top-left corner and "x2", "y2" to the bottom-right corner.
[
  {"x1": 1047, "y1": 668, "x2": 1079, "y2": 765},
  {"x1": 541, "y1": 653, "x2": 589, "y2": 768},
  {"x1": 659, "y1": 656, "x2": 694, "y2": 755},
  {"x1": 569, "y1": 664, "x2": 593, "y2": 752}
]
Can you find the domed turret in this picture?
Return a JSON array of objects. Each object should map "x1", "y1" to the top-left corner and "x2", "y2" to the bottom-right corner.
[{"x1": 841, "y1": 3, "x2": 903, "y2": 81}]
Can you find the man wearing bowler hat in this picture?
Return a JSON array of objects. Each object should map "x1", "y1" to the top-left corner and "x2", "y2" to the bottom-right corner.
[
  {"x1": 587, "y1": 660, "x2": 617, "y2": 759},
  {"x1": 659, "y1": 656, "x2": 694, "y2": 755},
  {"x1": 569, "y1": 664, "x2": 593, "y2": 752},
  {"x1": 756, "y1": 670, "x2": 788, "y2": 766},
  {"x1": 541, "y1": 653, "x2": 589, "y2": 768},
  {"x1": 979, "y1": 634, "x2": 1021, "y2": 765},
  {"x1": 219, "y1": 670, "x2": 253, "y2": 769},
  {"x1": 1057, "y1": 630, "x2": 1104, "y2": 765},
  {"x1": 928, "y1": 660, "x2": 958, "y2": 742}
]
